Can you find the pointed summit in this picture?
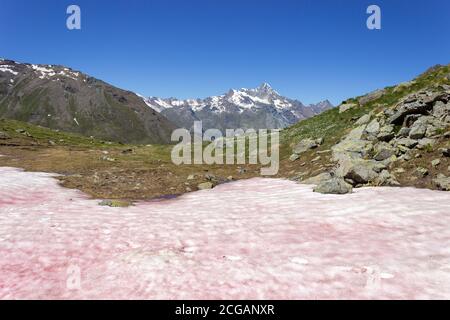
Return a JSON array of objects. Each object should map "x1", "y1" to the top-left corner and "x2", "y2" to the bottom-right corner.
[{"x1": 252, "y1": 82, "x2": 279, "y2": 97}]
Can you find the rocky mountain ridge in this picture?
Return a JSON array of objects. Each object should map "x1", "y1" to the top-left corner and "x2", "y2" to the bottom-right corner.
[
  {"x1": 287, "y1": 64, "x2": 450, "y2": 193},
  {"x1": 143, "y1": 83, "x2": 333, "y2": 131},
  {"x1": 0, "y1": 59, "x2": 175, "y2": 144}
]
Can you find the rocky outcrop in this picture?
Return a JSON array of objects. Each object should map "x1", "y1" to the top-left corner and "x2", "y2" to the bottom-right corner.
[
  {"x1": 434, "y1": 174, "x2": 450, "y2": 191},
  {"x1": 290, "y1": 137, "x2": 324, "y2": 160},
  {"x1": 339, "y1": 102, "x2": 357, "y2": 113},
  {"x1": 326, "y1": 86, "x2": 450, "y2": 189},
  {"x1": 313, "y1": 176, "x2": 353, "y2": 194}
]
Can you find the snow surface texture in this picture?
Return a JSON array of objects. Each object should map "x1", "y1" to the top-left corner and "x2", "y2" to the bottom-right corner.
[{"x1": 1, "y1": 167, "x2": 450, "y2": 299}]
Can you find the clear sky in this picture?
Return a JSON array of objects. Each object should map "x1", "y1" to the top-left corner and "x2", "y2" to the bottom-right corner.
[{"x1": 1, "y1": 0, "x2": 449, "y2": 104}]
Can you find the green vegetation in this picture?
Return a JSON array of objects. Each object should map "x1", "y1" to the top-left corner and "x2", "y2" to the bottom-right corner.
[
  {"x1": 281, "y1": 63, "x2": 450, "y2": 158},
  {"x1": 0, "y1": 118, "x2": 120, "y2": 148}
]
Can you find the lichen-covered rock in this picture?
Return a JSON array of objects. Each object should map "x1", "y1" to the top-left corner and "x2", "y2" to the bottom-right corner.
[
  {"x1": 416, "y1": 167, "x2": 429, "y2": 177},
  {"x1": 374, "y1": 170, "x2": 400, "y2": 186},
  {"x1": 434, "y1": 174, "x2": 450, "y2": 191},
  {"x1": 377, "y1": 125, "x2": 395, "y2": 141},
  {"x1": 409, "y1": 122, "x2": 427, "y2": 139},
  {"x1": 313, "y1": 177, "x2": 353, "y2": 195},
  {"x1": 373, "y1": 142, "x2": 396, "y2": 161},
  {"x1": 99, "y1": 200, "x2": 131, "y2": 207},
  {"x1": 365, "y1": 119, "x2": 381, "y2": 136},
  {"x1": 355, "y1": 114, "x2": 371, "y2": 126},
  {"x1": 197, "y1": 182, "x2": 214, "y2": 190},
  {"x1": 339, "y1": 102, "x2": 357, "y2": 113},
  {"x1": 289, "y1": 154, "x2": 300, "y2": 162},
  {"x1": 292, "y1": 138, "x2": 318, "y2": 154},
  {"x1": 0, "y1": 131, "x2": 11, "y2": 140},
  {"x1": 396, "y1": 138, "x2": 418, "y2": 149},
  {"x1": 301, "y1": 172, "x2": 332, "y2": 185},
  {"x1": 431, "y1": 159, "x2": 441, "y2": 167}
]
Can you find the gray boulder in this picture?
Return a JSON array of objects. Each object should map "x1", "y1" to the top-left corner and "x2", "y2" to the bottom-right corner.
[
  {"x1": 336, "y1": 158, "x2": 386, "y2": 185},
  {"x1": 374, "y1": 170, "x2": 400, "y2": 186},
  {"x1": 439, "y1": 148, "x2": 450, "y2": 157},
  {"x1": 313, "y1": 177, "x2": 353, "y2": 194},
  {"x1": 292, "y1": 138, "x2": 318, "y2": 154},
  {"x1": 355, "y1": 114, "x2": 371, "y2": 125},
  {"x1": 358, "y1": 89, "x2": 386, "y2": 106},
  {"x1": 434, "y1": 174, "x2": 450, "y2": 191},
  {"x1": 373, "y1": 142, "x2": 396, "y2": 161},
  {"x1": 396, "y1": 138, "x2": 418, "y2": 149},
  {"x1": 377, "y1": 125, "x2": 395, "y2": 141},
  {"x1": 198, "y1": 182, "x2": 214, "y2": 190},
  {"x1": 339, "y1": 102, "x2": 357, "y2": 113},
  {"x1": 409, "y1": 122, "x2": 427, "y2": 139},
  {"x1": 397, "y1": 127, "x2": 411, "y2": 138},
  {"x1": 302, "y1": 172, "x2": 332, "y2": 185},
  {"x1": 0, "y1": 131, "x2": 11, "y2": 140},
  {"x1": 365, "y1": 119, "x2": 381, "y2": 136}
]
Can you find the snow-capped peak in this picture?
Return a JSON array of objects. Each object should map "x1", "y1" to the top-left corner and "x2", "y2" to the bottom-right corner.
[{"x1": 140, "y1": 84, "x2": 332, "y2": 117}]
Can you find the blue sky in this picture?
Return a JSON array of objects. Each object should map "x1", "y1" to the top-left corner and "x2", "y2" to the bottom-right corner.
[{"x1": 1, "y1": 0, "x2": 449, "y2": 104}]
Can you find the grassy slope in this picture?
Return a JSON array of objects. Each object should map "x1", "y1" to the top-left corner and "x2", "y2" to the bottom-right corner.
[{"x1": 281, "y1": 64, "x2": 450, "y2": 157}]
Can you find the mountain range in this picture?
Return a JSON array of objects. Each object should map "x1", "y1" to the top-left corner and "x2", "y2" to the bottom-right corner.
[
  {"x1": 1, "y1": 58, "x2": 332, "y2": 143},
  {"x1": 0, "y1": 59, "x2": 174, "y2": 144},
  {"x1": 142, "y1": 83, "x2": 333, "y2": 131}
]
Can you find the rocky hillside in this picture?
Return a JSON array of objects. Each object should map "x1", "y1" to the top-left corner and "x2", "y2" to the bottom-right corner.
[
  {"x1": 143, "y1": 83, "x2": 333, "y2": 131},
  {"x1": 0, "y1": 59, "x2": 175, "y2": 144},
  {"x1": 283, "y1": 64, "x2": 450, "y2": 193}
]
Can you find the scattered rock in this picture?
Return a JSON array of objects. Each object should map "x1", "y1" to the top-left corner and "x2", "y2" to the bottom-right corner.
[
  {"x1": 187, "y1": 175, "x2": 195, "y2": 180},
  {"x1": 311, "y1": 156, "x2": 321, "y2": 163},
  {"x1": 99, "y1": 200, "x2": 131, "y2": 207},
  {"x1": 315, "y1": 137, "x2": 324, "y2": 145},
  {"x1": 0, "y1": 131, "x2": 11, "y2": 140},
  {"x1": 377, "y1": 125, "x2": 395, "y2": 141},
  {"x1": 227, "y1": 176, "x2": 233, "y2": 181},
  {"x1": 364, "y1": 119, "x2": 381, "y2": 136},
  {"x1": 15, "y1": 129, "x2": 31, "y2": 137},
  {"x1": 121, "y1": 148, "x2": 133, "y2": 154},
  {"x1": 48, "y1": 140, "x2": 56, "y2": 146},
  {"x1": 313, "y1": 177, "x2": 353, "y2": 195},
  {"x1": 339, "y1": 102, "x2": 357, "y2": 113},
  {"x1": 431, "y1": 159, "x2": 441, "y2": 167},
  {"x1": 439, "y1": 148, "x2": 450, "y2": 157},
  {"x1": 416, "y1": 138, "x2": 436, "y2": 150},
  {"x1": 396, "y1": 138, "x2": 418, "y2": 149},
  {"x1": 289, "y1": 154, "x2": 300, "y2": 162},
  {"x1": 397, "y1": 127, "x2": 411, "y2": 138},
  {"x1": 337, "y1": 158, "x2": 386, "y2": 185},
  {"x1": 292, "y1": 138, "x2": 319, "y2": 154},
  {"x1": 409, "y1": 122, "x2": 427, "y2": 139},
  {"x1": 433, "y1": 174, "x2": 450, "y2": 191},
  {"x1": 197, "y1": 182, "x2": 214, "y2": 190},
  {"x1": 373, "y1": 143, "x2": 396, "y2": 161},
  {"x1": 374, "y1": 170, "x2": 400, "y2": 186},
  {"x1": 100, "y1": 156, "x2": 116, "y2": 162},
  {"x1": 204, "y1": 173, "x2": 216, "y2": 181},
  {"x1": 394, "y1": 168, "x2": 405, "y2": 174},
  {"x1": 358, "y1": 89, "x2": 386, "y2": 105},
  {"x1": 301, "y1": 172, "x2": 332, "y2": 185},
  {"x1": 237, "y1": 168, "x2": 247, "y2": 174},
  {"x1": 416, "y1": 167, "x2": 429, "y2": 177}
]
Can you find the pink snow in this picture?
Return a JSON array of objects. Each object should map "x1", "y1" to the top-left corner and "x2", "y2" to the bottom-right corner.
[{"x1": 0, "y1": 167, "x2": 450, "y2": 300}]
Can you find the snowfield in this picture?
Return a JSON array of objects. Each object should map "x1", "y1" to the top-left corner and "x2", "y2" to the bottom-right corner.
[{"x1": 1, "y1": 167, "x2": 450, "y2": 299}]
